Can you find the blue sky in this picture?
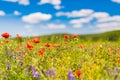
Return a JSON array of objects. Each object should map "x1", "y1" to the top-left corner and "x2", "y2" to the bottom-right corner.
[{"x1": 0, "y1": 0, "x2": 120, "y2": 36}]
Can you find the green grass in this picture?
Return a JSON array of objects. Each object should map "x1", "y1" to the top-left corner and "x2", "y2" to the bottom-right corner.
[{"x1": 0, "y1": 30, "x2": 120, "y2": 80}]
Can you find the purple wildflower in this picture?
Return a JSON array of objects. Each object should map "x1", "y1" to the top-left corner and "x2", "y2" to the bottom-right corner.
[
  {"x1": 33, "y1": 71, "x2": 40, "y2": 78},
  {"x1": 45, "y1": 69, "x2": 56, "y2": 78},
  {"x1": 116, "y1": 78, "x2": 118, "y2": 80},
  {"x1": 31, "y1": 66, "x2": 40, "y2": 78},
  {"x1": 106, "y1": 67, "x2": 109, "y2": 72},
  {"x1": 45, "y1": 69, "x2": 51, "y2": 76},
  {"x1": 68, "y1": 70, "x2": 75, "y2": 80},
  {"x1": 51, "y1": 69, "x2": 56, "y2": 78},
  {"x1": 115, "y1": 67, "x2": 119, "y2": 73},
  {"x1": 109, "y1": 69, "x2": 113, "y2": 75}
]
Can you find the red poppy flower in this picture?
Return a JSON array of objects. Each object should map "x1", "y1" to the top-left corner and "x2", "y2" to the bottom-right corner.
[
  {"x1": 75, "y1": 70, "x2": 82, "y2": 78},
  {"x1": 53, "y1": 43, "x2": 60, "y2": 48},
  {"x1": 72, "y1": 34, "x2": 78, "y2": 38},
  {"x1": 41, "y1": 48, "x2": 45, "y2": 51},
  {"x1": 16, "y1": 34, "x2": 21, "y2": 39},
  {"x1": 64, "y1": 42, "x2": 68, "y2": 44},
  {"x1": 80, "y1": 45, "x2": 84, "y2": 49},
  {"x1": 45, "y1": 42, "x2": 51, "y2": 47},
  {"x1": 64, "y1": 34, "x2": 69, "y2": 39},
  {"x1": 27, "y1": 42, "x2": 33, "y2": 50},
  {"x1": 117, "y1": 59, "x2": 120, "y2": 63},
  {"x1": 109, "y1": 47, "x2": 113, "y2": 52},
  {"x1": 38, "y1": 48, "x2": 45, "y2": 56},
  {"x1": 1, "y1": 32, "x2": 10, "y2": 38},
  {"x1": 117, "y1": 50, "x2": 120, "y2": 54},
  {"x1": 32, "y1": 38, "x2": 40, "y2": 43}
]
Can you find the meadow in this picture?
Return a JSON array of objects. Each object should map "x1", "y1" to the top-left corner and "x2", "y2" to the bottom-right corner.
[{"x1": 0, "y1": 31, "x2": 120, "y2": 80}]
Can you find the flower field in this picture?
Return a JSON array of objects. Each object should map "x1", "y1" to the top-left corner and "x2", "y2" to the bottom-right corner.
[{"x1": 0, "y1": 32, "x2": 120, "y2": 80}]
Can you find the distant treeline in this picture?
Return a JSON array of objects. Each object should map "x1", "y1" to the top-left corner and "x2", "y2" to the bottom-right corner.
[
  {"x1": 38, "y1": 30, "x2": 120, "y2": 41},
  {"x1": 79, "y1": 30, "x2": 120, "y2": 41}
]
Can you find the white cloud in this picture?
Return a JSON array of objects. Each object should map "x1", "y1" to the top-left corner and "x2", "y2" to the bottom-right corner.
[
  {"x1": 45, "y1": 23, "x2": 66, "y2": 29},
  {"x1": 69, "y1": 17, "x2": 93, "y2": 28},
  {"x1": 70, "y1": 17, "x2": 93, "y2": 24},
  {"x1": 95, "y1": 15, "x2": 120, "y2": 32},
  {"x1": 0, "y1": 10, "x2": 6, "y2": 16},
  {"x1": 69, "y1": 11, "x2": 112, "y2": 29},
  {"x1": 111, "y1": 0, "x2": 120, "y2": 4},
  {"x1": 91, "y1": 12, "x2": 109, "y2": 19},
  {"x1": 39, "y1": 0, "x2": 61, "y2": 6},
  {"x1": 14, "y1": 10, "x2": 21, "y2": 16},
  {"x1": 38, "y1": 0, "x2": 63, "y2": 10},
  {"x1": 92, "y1": 14, "x2": 120, "y2": 32},
  {"x1": 39, "y1": 0, "x2": 50, "y2": 4},
  {"x1": 72, "y1": 24, "x2": 83, "y2": 28},
  {"x1": 22, "y1": 12, "x2": 52, "y2": 24},
  {"x1": 97, "y1": 15, "x2": 120, "y2": 23},
  {"x1": 96, "y1": 22, "x2": 120, "y2": 32},
  {"x1": 56, "y1": 9, "x2": 94, "y2": 17},
  {"x1": 96, "y1": 22, "x2": 120, "y2": 28},
  {"x1": 18, "y1": 0, "x2": 29, "y2": 5},
  {"x1": 67, "y1": 9, "x2": 120, "y2": 32},
  {"x1": 2, "y1": 0, "x2": 30, "y2": 5},
  {"x1": 54, "y1": 5, "x2": 63, "y2": 10}
]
